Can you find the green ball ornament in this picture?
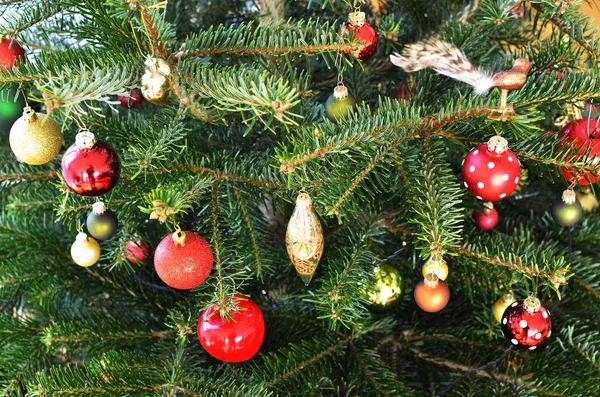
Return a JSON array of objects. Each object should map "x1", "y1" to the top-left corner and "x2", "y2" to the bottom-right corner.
[
  {"x1": 325, "y1": 84, "x2": 355, "y2": 122},
  {"x1": 551, "y1": 189, "x2": 582, "y2": 227},
  {"x1": 365, "y1": 263, "x2": 403, "y2": 311},
  {"x1": 86, "y1": 202, "x2": 118, "y2": 240},
  {"x1": 0, "y1": 87, "x2": 24, "y2": 132}
]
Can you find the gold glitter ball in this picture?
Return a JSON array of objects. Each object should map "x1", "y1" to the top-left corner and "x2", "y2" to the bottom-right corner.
[{"x1": 9, "y1": 107, "x2": 62, "y2": 165}]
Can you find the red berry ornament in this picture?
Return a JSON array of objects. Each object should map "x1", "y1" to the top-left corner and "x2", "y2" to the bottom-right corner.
[
  {"x1": 198, "y1": 294, "x2": 265, "y2": 363},
  {"x1": 125, "y1": 239, "x2": 151, "y2": 263},
  {"x1": 61, "y1": 129, "x2": 121, "y2": 196},
  {"x1": 344, "y1": 12, "x2": 378, "y2": 61},
  {"x1": 0, "y1": 39, "x2": 25, "y2": 71},
  {"x1": 501, "y1": 296, "x2": 551, "y2": 350},
  {"x1": 154, "y1": 229, "x2": 213, "y2": 290},
  {"x1": 462, "y1": 136, "x2": 521, "y2": 202},
  {"x1": 557, "y1": 119, "x2": 600, "y2": 185},
  {"x1": 473, "y1": 203, "x2": 498, "y2": 231},
  {"x1": 118, "y1": 90, "x2": 144, "y2": 108}
]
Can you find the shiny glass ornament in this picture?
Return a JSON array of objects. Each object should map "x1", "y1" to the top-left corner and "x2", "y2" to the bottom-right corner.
[
  {"x1": 125, "y1": 239, "x2": 151, "y2": 264},
  {"x1": 0, "y1": 39, "x2": 25, "y2": 71},
  {"x1": 61, "y1": 129, "x2": 121, "y2": 196},
  {"x1": 343, "y1": 12, "x2": 378, "y2": 61},
  {"x1": 154, "y1": 229, "x2": 213, "y2": 289},
  {"x1": 576, "y1": 187, "x2": 598, "y2": 212},
  {"x1": 366, "y1": 263, "x2": 403, "y2": 309},
  {"x1": 325, "y1": 84, "x2": 356, "y2": 122},
  {"x1": 557, "y1": 119, "x2": 600, "y2": 185},
  {"x1": 198, "y1": 294, "x2": 265, "y2": 363},
  {"x1": 86, "y1": 201, "x2": 118, "y2": 240},
  {"x1": 421, "y1": 257, "x2": 448, "y2": 281},
  {"x1": 9, "y1": 107, "x2": 62, "y2": 165},
  {"x1": 493, "y1": 293, "x2": 516, "y2": 323},
  {"x1": 286, "y1": 192, "x2": 324, "y2": 285},
  {"x1": 462, "y1": 136, "x2": 521, "y2": 202},
  {"x1": 501, "y1": 296, "x2": 552, "y2": 350},
  {"x1": 414, "y1": 273, "x2": 450, "y2": 313},
  {"x1": 473, "y1": 204, "x2": 498, "y2": 231},
  {"x1": 70, "y1": 232, "x2": 101, "y2": 267},
  {"x1": 551, "y1": 189, "x2": 582, "y2": 227},
  {"x1": 141, "y1": 57, "x2": 173, "y2": 104},
  {"x1": 117, "y1": 90, "x2": 144, "y2": 108},
  {"x1": 0, "y1": 87, "x2": 25, "y2": 132}
]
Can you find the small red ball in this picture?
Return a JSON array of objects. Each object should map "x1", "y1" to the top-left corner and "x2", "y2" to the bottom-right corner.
[
  {"x1": 462, "y1": 144, "x2": 521, "y2": 202},
  {"x1": 414, "y1": 275, "x2": 450, "y2": 313},
  {"x1": 118, "y1": 90, "x2": 144, "y2": 108},
  {"x1": 344, "y1": 22, "x2": 378, "y2": 61},
  {"x1": 154, "y1": 231, "x2": 213, "y2": 290},
  {"x1": 501, "y1": 299, "x2": 552, "y2": 350},
  {"x1": 473, "y1": 207, "x2": 498, "y2": 231},
  {"x1": 61, "y1": 140, "x2": 121, "y2": 197},
  {"x1": 557, "y1": 119, "x2": 600, "y2": 185},
  {"x1": 125, "y1": 239, "x2": 151, "y2": 263},
  {"x1": 198, "y1": 294, "x2": 265, "y2": 363},
  {"x1": 0, "y1": 39, "x2": 25, "y2": 71}
]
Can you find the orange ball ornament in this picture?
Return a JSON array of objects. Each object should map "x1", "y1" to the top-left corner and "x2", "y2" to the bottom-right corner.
[{"x1": 414, "y1": 273, "x2": 450, "y2": 312}]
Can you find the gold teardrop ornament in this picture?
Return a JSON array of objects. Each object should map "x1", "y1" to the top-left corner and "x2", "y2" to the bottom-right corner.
[
  {"x1": 285, "y1": 192, "x2": 324, "y2": 286},
  {"x1": 141, "y1": 57, "x2": 173, "y2": 105}
]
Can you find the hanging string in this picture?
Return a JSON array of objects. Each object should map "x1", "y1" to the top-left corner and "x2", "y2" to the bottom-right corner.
[{"x1": 18, "y1": 83, "x2": 28, "y2": 107}]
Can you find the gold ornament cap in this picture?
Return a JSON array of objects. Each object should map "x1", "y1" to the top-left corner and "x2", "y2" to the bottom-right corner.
[
  {"x1": 562, "y1": 189, "x2": 577, "y2": 204},
  {"x1": 76, "y1": 128, "x2": 96, "y2": 150},
  {"x1": 92, "y1": 201, "x2": 106, "y2": 215},
  {"x1": 487, "y1": 136, "x2": 509, "y2": 155},
  {"x1": 523, "y1": 295, "x2": 541, "y2": 313},
  {"x1": 502, "y1": 292, "x2": 515, "y2": 303},
  {"x1": 22, "y1": 106, "x2": 36, "y2": 122},
  {"x1": 75, "y1": 232, "x2": 89, "y2": 243},
  {"x1": 423, "y1": 272, "x2": 440, "y2": 288},
  {"x1": 333, "y1": 84, "x2": 349, "y2": 100},
  {"x1": 172, "y1": 228, "x2": 187, "y2": 247},
  {"x1": 348, "y1": 11, "x2": 366, "y2": 27}
]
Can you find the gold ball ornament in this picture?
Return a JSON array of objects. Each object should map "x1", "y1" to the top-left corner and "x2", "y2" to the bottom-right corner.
[
  {"x1": 70, "y1": 232, "x2": 101, "y2": 267},
  {"x1": 366, "y1": 263, "x2": 403, "y2": 309},
  {"x1": 421, "y1": 257, "x2": 448, "y2": 281},
  {"x1": 492, "y1": 293, "x2": 516, "y2": 323},
  {"x1": 9, "y1": 107, "x2": 62, "y2": 165},
  {"x1": 576, "y1": 187, "x2": 598, "y2": 212},
  {"x1": 141, "y1": 57, "x2": 173, "y2": 104}
]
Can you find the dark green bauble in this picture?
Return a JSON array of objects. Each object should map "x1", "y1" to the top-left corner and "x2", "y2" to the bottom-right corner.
[
  {"x1": 551, "y1": 197, "x2": 583, "y2": 227},
  {"x1": 0, "y1": 87, "x2": 25, "y2": 133},
  {"x1": 364, "y1": 263, "x2": 403, "y2": 312},
  {"x1": 86, "y1": 209, "x2": 118, "y2": 240},
  {"x1": 325, "y1": 86, "x2": 356, "y2": 122}
]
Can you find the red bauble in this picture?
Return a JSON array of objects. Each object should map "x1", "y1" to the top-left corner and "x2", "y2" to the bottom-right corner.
[
  {"x1": 557, "y1": 119, "x2": 600, "y2": 185},
  {"x1": 154, "y1": 230, "x2": 213, "y2": 290},
  {"x1": 414, "y1": 274, "x2": 450, "y2": 313},
  {"x1": 343, "y1": 13, "x2": 378, "y2": 61},
  {"x1": 462, "y1": 137, "x2": 521, "y2": 202},
  {"x1": 198, "y1": 294, "x2": 265, "y2": 363},
  {"x1": 473, "y1": 207, "x2": 498, "y2": 231},
  {"x1": 61, "y1": 132, "x2": 121, "y2": 197},
  {"x1": 0, "y1": 39, "x2": 25, "y2": 71},
  {"x1": 501, "y1": 297, "x2": 552, "y2": 350},
  {"x1": 118, "y1": 90, "x2": 144, "y2": 108},
  {"x1": 125, "y1": 239, "x2": 151, "y2": 263}
]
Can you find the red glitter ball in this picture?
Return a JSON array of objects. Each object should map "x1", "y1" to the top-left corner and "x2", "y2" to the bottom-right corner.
[
  {"x1": 198, "y1": 294, "x2": 265, "y2": 363},
  {"x1": 0, "y1": 39, "x2": 25, "y2": 71},
  {"x1": 125, "y1": 239, "x2": 151, "y2": 263},
  {"x1": 557, "y1": 119, "x2": 600, "y2": 185},
  {"x1": 344, "y1": 22, "x2": 378, "y2": 61},
  {"x1": 61, "y1": 140, "x2": 121, "y2": 197},
  {"x1": 501, "y1": 299, "x2": 552, "y2": 350},
  {"x1": 473, "y1": 207, "x2": 498, "y2": 231},
  {"x1": 461, "y1": 144, "x2": 521, "y2": 202},
  {"x1": 154, "y1": 231, "x2": 213, "y2": 290}
]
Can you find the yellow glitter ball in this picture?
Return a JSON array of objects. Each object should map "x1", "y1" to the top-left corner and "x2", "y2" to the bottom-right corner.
[{"x1": 9, "y1": 107, "x2": 62, "y2": 165}]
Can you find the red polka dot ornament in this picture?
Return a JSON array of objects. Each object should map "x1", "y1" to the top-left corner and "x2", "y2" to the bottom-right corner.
[
  {"x1": 462, "y1": 136, "x2": 521, "y2": 202},
  {"x1": 501, "y1": 295, "x2": 552, "y2": 350}
]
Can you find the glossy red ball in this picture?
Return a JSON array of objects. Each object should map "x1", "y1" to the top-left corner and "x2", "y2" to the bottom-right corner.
[
  {"x1": 154, "y1": 231, "x2": 213, "y2": 290},
  {"x1": 473, "y1": 207, "x2": 498, "y2": 231},
  {"x1": 61, "y1": 140, "x2": 121, "y2": 196},
  {"x1": 344, "y1": 22, "x2": 378, "y2": 61},
  {"x1": 462, "y1": 144, "x2": 521, "y2": 202},
  {"x1": 118, "y1": 90, "x2": 144, "y2": 108},
  {"x1": 501, "y1": 300, "x2": 552, "y2": 350},
  {"x1": 557, "y1": 119, "x2": 600, "y2": 185},
  {"x1": 0, "y1": 39, "x2": 25, "y2": 71},
  {"x1": 198, "y1": 294, "x2": 265, "y2": 363},
  {"x1": 125, "y1": 239, "x2": 151, "y2": 263}
]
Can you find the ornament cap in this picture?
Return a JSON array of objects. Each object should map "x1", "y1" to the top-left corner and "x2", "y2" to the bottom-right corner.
[
  {"x1": 172, "y1": 228, "x2": 187, "y2": 247},
  {"x1": 296, "y1": 192, "x2": 312, "y2": 205},
  {"x1": 75, "y1": 232, "x2": 88, "y2": 243},
  {"x1": 75, "y1": 128, "x2": 96, "y2": 150},
  {"x1": 423, "y1": 272, "x2": 439, "y2": 288},
  {"x1": 502, "y1": 292, "x2": 515, "y2": 303},
  {"x1": 333, "y1": 84, "x2": 349, "y2": 100},
  {"x1": 92, "y1": 201, "x2": 106, "y2": 215},
  {"x1": 483, "y1": 201, "x2": 494, "y2": 211},
  {"x1": 562, "y1": 189, "x2": 577, "y2": 204},
  {"x1": 22, "y1": 106, "x2": 36, "y2": 122},
  {"x1": 523, "y1": 295, "x2": 541, "y2": 313},
  {"x1": 487, "y1": 135, "x2": 509, "y2": 155},
  {"x1": 348, "y1": 11, "x2": 366, "y2": 27}
]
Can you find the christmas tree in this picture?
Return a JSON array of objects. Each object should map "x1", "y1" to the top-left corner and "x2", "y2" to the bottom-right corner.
[{"x1": 2, "y1": 0, "x2": 600, "y2": 395}]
